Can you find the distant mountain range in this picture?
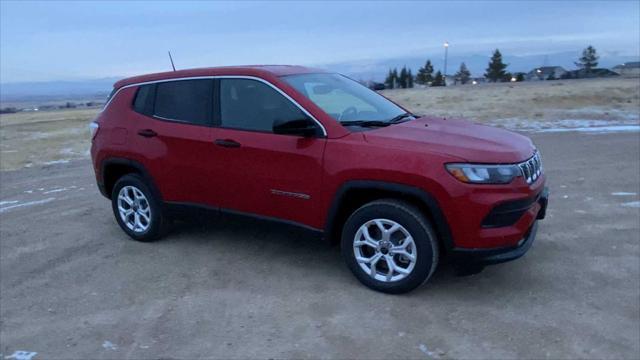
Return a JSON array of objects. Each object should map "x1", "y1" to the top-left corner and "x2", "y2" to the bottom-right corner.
[
  {"x1": 1, "y1": 50, "x2": 638, "y2": 104},
  {"x1": 0, "y1": 77, "x2": 120, "y2": 104}
]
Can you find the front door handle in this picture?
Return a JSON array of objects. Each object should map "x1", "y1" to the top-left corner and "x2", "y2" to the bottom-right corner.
[
  {"x1": 215, "y1": 139, "x2": 241, "y2": 148},
  {"x1": 137, "y1": 129, "x2": 157, "y2": 138}
]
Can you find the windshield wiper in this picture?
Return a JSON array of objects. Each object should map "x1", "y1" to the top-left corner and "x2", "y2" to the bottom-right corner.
[
  {"x1": 339, "y1": 120, "x2": 391, "y2": 127},
  {"x1": 388, "y1": 112, "x2": 414, "y2": 123}
]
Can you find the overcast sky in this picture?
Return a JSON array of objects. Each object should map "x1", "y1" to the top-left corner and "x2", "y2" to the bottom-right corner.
[{"x1": 1, "y1": 0, "x2": 639, "y2": 83}]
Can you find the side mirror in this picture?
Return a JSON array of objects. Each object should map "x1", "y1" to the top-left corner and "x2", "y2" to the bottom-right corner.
[{"x1": 273, "y1": 118, "x2": 318, "y2": 137}]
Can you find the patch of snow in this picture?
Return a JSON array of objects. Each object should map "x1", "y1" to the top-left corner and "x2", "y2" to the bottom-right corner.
[
  {"x1": 1, "y1": 150, "x2": 18, "y2": 153},
  {"x1": 418, "y1": 344, "x2": 433, "y2": 357},
  {"x1": 0, "y1": 200, "x2": 19, "y2": 206},
  {"x1": 60, "y1": 147, "x2": 76, "y2": 155},
  {"x1": 23, "y1": 190, "x2": 33, "y2": 194},
  {"x1": 418, "y1": 344, "x2": 444, "y2": 358},
  {"x1": 537, "y1": 125, "x2": 640, "y2": 134},
  {"x1": 491, "y1": 117, "x2": 640, "y2": 132},
  {"x1": 611, "y1": 192, "x2": 637, "y2": 196},
  {"x1": 621, "y1": 201, "x2": 640, "y2": 208},
  {"x1": 43, "y1": 187, "x2": 72, "y2": 194},
  {"x1": 102, "y1": 341, "x2": 117, "y2": 351},
  {"x1": 43, "y1": 159, "x2": 71, "y2": 165},
  {"x1": 5, "y1": 351, "x2": 38, "y2": 360},
  {"x1": 0, "y1": 198, "x2": 55, "y2": 213}
]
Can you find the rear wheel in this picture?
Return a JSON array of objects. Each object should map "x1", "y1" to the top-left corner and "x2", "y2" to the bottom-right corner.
[
  {"x1": 341, "y1": 199, "x2": 439, "y2": 294},
  {"x1": 111, "y1": 174, "x2": 166, "y2": 242}
]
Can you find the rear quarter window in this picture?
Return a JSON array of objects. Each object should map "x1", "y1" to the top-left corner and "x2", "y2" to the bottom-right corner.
[{"x1": 133, "y1": 84, "x2": 155, "y2": 115}]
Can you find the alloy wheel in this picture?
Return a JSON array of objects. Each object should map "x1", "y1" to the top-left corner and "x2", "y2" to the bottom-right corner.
[
  {"x1": 353, "y1": 218, "x2": 417, "y2": 282},
  {"x1": 117, "y1": 185, "x2": 152, "y2": 233}
]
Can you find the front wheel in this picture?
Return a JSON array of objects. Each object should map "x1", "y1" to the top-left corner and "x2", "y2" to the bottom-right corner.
[{"x1": 341, "y1": 199, "x2": 439, "y2": 294}]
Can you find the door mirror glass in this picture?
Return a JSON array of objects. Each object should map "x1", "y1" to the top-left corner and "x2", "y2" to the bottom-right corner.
[{"x1": 272, "y1": 118, "x2": 318, "y2": 137}]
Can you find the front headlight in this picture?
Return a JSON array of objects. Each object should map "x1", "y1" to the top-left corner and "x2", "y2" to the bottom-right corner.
[{"x1": 446, "y1": 163, "x2": 521, "y2": 184}]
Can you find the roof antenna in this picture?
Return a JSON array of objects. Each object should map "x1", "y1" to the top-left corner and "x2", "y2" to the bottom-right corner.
[{"x1": 168, "y1": 51, "x2": 176, "y2": 71}]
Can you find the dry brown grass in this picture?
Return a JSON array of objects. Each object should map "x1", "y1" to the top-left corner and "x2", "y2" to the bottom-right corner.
[
  {"x1": 382, "y1": 77, "x2": 640, "y2": 124},
  {"x1": 0, "y1": 77, "x2": 638, "y2": 171},
  {"x1": 0, "y1": 108, "x2": 99, "y2": 171}
]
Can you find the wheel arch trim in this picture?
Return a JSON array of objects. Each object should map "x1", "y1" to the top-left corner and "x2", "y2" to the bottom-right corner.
[
  {"x1": 324, "y1": 180, "x2": 455, "y2": 251},
  {"x1": 100, "y1": 157, "x2": 163, "y2": 201}
]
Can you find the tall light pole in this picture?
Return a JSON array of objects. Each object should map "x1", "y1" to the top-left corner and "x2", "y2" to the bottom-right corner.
[{"x1": 443, "y1": 41, "x2": 449, "y2": 77}]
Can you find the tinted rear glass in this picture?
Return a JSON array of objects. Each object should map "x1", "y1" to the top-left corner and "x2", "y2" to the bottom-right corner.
[
  {"x1": 133, "y1": 84, "x2": 153, "y2": 115},
  {"x1": 153, "y1": 80, "x2": 212, "y2": 125}
]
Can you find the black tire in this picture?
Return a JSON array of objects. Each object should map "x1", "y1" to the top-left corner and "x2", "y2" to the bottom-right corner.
[
  {"x1": 341, "y1": 199, "x2": 439, "y2": 294},
  {"x1": 111, "y1": 174, "x2": 166, "y2": 242}
]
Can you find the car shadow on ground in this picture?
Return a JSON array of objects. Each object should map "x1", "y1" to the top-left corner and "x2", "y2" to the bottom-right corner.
[{"x1": 154, "y1": 210, "x2": 477, "y2": 293}]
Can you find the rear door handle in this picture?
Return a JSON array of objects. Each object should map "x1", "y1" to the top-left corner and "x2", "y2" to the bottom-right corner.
[
  {"x1": 215, "y1": 139, "x2": 241, "y2": 148},
  {"x1": 137, "y1": 129, "x2": 157, "y2": 138}
]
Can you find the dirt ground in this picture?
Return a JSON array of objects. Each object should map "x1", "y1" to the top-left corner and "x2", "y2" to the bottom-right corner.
[{"x1": 1, "y1": 131, "x2": 639, "y2": 359}]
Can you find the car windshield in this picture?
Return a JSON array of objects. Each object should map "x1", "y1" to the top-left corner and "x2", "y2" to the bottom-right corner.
[{"x1": 282, "y1": 73, "x2": 409, "y2": 124}]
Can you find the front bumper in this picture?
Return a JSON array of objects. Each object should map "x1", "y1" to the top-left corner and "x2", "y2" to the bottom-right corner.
[{"x1": 451, "y1": 187, "x2": 548, "y2": 265}]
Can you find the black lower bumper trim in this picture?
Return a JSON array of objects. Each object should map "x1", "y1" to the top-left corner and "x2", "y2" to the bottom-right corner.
[
  {"x1": 537, "y1": 187, "x2": 549, "y2": 220},
  {"x1": 451, "y1": 221, "x2": 539, "y2": 265},
  {"x1": 482, "y1": 186, "x2": 549, "y2": 228}
]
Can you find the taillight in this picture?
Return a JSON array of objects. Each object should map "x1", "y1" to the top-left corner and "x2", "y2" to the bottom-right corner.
[{"x1": 89, "y1": 121, "x2": 100, "y2": 139}]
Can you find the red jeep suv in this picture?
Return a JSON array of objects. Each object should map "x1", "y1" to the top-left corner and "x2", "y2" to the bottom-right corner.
[{"x1": 90, "y1": 65, "x2": 548, "y2": 293}]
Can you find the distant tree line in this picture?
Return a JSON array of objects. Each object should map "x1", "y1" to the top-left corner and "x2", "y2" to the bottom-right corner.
[
  {"x1": 381, "y1": 45, "x2": 604, "y2": 89},
  {"x1": 0, "y1": 107, "x2": 19, "y2": 114},
  {"x1": 0, "y1": 101, "x2": 104, "y2": 114},
  {"x1": 384, "y1": 66, "x2": 414, "y2": 89}
]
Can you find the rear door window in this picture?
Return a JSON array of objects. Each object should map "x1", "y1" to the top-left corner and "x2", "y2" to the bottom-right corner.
[{"x1": 153, "y1": 80, "x2": 213, "y2": 126}]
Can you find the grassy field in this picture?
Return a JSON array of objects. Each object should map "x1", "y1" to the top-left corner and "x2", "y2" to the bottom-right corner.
[
  {"x1": 0, "y1": 77, "x2": 638, "y2": 171},
  {"x1": 382, "y1": 77, "x2": 640, "y2": 128},
  {"x1": 0, "y1": 108, "x2": 99, "y2": 171}
]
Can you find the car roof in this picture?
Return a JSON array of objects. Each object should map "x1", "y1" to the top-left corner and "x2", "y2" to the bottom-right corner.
[{"x1": 113, "y1": 65, "x2": 327, "y2": 89}]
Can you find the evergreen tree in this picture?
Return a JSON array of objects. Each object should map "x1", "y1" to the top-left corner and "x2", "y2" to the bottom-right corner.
[
  {"x1": 392, "y1": 68, "x2": 398, "y2": 88},
  {"x1": 407, "y1": 69, "x2": 414, "y2": 88},
  {"x1": 384, "y1": 69, "x2": 395, "y2": 89},
  {"x1": 516, "y1": 73, "x2": 525, "y2": 82},
  {"x1": 431, "y1": 71, "x2": 446, "y2": 87},
  {"x1": 575, "y1": 45, "x2": 599, "y2": 73},
  {"x1": 415, "y1": 59, "x2": 434, "y2": 85},
  {"x1": 485, "y1": 49, "x2": 508, "y2": 82},
  {"x1": 399, "y1": 66, "x2": 408, "y2": 88},
  {"x1": 425, "y1": 60, "x2": 434, "y2": 83},
  {"x1": 454, "y1": 62, "x2": 472, "y2": 84}
]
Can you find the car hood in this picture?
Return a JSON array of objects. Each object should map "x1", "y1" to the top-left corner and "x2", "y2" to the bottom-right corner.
[{"x1": 363, "y1": 116, "x2": 536, "y2": 163}]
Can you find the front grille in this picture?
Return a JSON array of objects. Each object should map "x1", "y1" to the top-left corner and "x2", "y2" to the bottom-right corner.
[{"x1": 518, "y1": 151, "x2": 542, "y2": 184}]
